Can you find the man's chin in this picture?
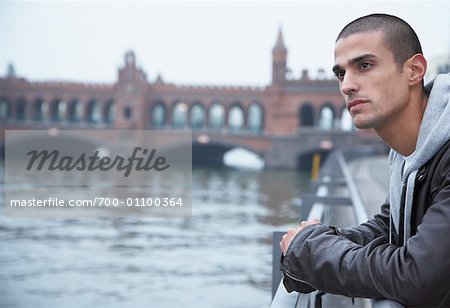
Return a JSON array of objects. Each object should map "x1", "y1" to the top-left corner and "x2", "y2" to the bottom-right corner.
[{"x1": 353, "y1": 120, "x2": 374, "y2": 130}]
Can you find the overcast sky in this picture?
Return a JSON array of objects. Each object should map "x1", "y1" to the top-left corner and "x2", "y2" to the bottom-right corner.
[{"x1": 1, "y1": 1, "x2": 449, "y2": 86}]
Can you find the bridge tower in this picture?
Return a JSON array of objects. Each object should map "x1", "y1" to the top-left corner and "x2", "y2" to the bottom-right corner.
[
  {"x1": 271, "y1": 28, "x2": 287, "y2": 85},
  {"x1": 115, "y1": 51, "x2": 148, "y2": 129}
]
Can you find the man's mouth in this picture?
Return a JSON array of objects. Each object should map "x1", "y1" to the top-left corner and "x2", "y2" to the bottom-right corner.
[{"x1": 347, "y1": 99, "x2": 367, "y2": 111}]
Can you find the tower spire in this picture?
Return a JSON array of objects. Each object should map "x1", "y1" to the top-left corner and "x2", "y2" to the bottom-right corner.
[
  {"x1": 272, "y1": 26, "x2": 287, "y2": 85},
  {"x1": 275, "y1": 27, "x2": 286, "y2": 50}
]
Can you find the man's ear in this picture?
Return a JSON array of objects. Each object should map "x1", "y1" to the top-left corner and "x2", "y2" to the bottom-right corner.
[{"x1": 407, "y1": 53, "x2": 427, "y2": 86}]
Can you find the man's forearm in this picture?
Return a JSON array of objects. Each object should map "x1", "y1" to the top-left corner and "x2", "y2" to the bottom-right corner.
[{"x1": 338, "y1": 202, "x2": 390, "y2": 246}]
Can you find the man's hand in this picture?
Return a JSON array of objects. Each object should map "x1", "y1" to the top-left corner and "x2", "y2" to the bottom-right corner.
[{"x1": 280, "y1": 218, "x2": 321, "y2": 256}]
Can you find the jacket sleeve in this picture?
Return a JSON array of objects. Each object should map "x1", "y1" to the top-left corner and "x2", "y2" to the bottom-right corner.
[
  {"x1": 338, "y1": 201, "x2": 390, "y2": 246},
  {"x1": 280, "y1": 202, "x2": 391, "y2": 293},
  {"x1": 281, "y1": 183, "x2": 450, "y2": 306},
  {"x1": 280, "y1": 202, "x2": 390, "y2": 293},
  {"x1": 280, "y1": 254, "x2": 316, "y2": 293}
]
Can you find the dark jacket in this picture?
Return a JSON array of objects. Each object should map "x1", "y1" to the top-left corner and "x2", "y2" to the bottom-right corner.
[{"x1": 281, "y1": 140, "x2": 450, "y2": 306}]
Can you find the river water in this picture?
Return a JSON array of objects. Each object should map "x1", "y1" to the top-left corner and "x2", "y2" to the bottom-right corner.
[{"x1": 0, "y1": 164, "x2": 310, "y2": 308}]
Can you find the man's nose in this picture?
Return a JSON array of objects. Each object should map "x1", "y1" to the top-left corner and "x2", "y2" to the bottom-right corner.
[{"x1": 340, "y1": 73, "x2": 359, "y2": 95}]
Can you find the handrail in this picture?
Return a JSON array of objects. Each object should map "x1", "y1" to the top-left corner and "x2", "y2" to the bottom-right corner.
[
  {"x1": 335, "y1": 150, "x2": 369, "y2": 224},
  {"x1": 371, "y1": 299, "x2": 405, "y2": 308},
  {"x1": 270, "y1": 280, "x2": 298, "y2": 308},
  {"x1": 270, "y1": 150, "x2": 404, "y2": 308},
  {"x1": 305, "y1": 175, "x2": 329, "y2": 221},
  {"x1": 270, "y1": 176, "x2": 331, "y2": 307}
]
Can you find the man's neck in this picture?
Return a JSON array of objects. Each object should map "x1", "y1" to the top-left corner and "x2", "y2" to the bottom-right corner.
[{"x1": 376, "y1": 89, "x2": 428, "y2": 156}]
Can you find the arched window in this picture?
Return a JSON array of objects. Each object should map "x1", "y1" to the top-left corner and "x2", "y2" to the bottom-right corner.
[
  {"x1": 33, "y1": 99, "x2": 45, "y2": 122},
  {"x1": 16, "y1": 98, "x2": 27, "y2": 121},
  {"x1": 172, "y1": 102, "x2": 188, "y2": 128},
  {"x1": 50, "y1": 99, "x2": 66, "y2": 122},
  {"x1": 41, "y1": 101, "x2": 49, "y2": 121},
  {"x1": 50, "y1": 100, "x2": 59, "y2": 122},
  {"x1": 208, "y1": 102, "x2": 225, "y2": 130},
  {"x1": 123, "y1": 106, "x2": 132, "y2": 119},
  {"x1": 299, "y1": 103, "x2": 315, "y2": 127},
  {"x1": 248, "y1": 102, "x2": 264, "y2": 133},
  {"x1": 151, "y1": 103, "x2": 166, "y2": 128},
  {"x1": 319, "y1": 106, "x2": 335, "y2": 130},
  {"x1": 228, "y1": 105, "x2": 244, "y2": 133},
  {"x1": 340, "y1": 107, "x2": 354, "y2": 131},
  {"x1": 87, "y1": 100, "x2": 101, "y2": 124},
  {"x1": 0, "y1": 99, "x2": 11, "y2": 120},
  {"x1": 68, "y1": 100, "x2": 83, "y2": 123},
  {"x1": 104, "y1": 100, "x2": 115, "y2": 124},
  {"x1": 190, "y1": 104, "x2": 205, "y2": 130}
]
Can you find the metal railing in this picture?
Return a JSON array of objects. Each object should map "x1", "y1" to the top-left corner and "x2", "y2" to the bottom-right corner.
[{"x1": 270, "y1": 150, "x2": 404, "y2": 308}]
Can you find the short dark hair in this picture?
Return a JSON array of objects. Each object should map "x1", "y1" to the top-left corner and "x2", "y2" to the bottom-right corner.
[{"x1": 336, "y1": 13, "x2": 423, "y2": 67}]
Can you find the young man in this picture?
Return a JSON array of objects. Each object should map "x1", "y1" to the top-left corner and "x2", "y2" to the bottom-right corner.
[{"x1": 279, "y1": 14, "x2": 450, "y2": 306}]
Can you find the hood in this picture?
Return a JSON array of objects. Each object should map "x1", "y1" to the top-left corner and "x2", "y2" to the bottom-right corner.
[
  {"x1": 406, "y1": 73, "x2": 450, "y2": 174},
  {"x1": 389, "y1": 73, "x2": 450, "y2": 242}
]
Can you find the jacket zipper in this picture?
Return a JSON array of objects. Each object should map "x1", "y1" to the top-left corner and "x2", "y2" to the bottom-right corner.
[
  {"x1": 283, "y1": 268, "x2": 320, "y2": 290},
  {"x1": 398, "y1": 181, "x2": 407, "y2": 247}
]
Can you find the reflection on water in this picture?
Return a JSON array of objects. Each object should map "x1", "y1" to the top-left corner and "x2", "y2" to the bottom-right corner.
[{"x1": 0, "y1": 164, "x2": 309, "y2": 308}]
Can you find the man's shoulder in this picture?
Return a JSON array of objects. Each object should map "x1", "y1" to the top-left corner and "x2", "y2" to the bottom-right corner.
[
  {"x1": 435, "y1": 139, "x2": 450, "y2": 158},
  {"x1": 424, "y1": 139, "x2": 450, "y2": 175}
]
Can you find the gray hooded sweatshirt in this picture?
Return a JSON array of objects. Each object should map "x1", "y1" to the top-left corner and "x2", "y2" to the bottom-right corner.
[{"x1": 389, "y1": 73, "x2": 450, "y2": 243}]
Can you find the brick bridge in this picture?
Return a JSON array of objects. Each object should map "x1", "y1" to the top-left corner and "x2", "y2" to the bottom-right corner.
[
  {"x1": 0, "y1": 122, "x2": 384, "y2": 169},
  {"x1": 0, "y1": 30, "x2": 386, "y2": 168},
  {"x1": 191, "y1": 130, "x2": 384, "y2": 169}
]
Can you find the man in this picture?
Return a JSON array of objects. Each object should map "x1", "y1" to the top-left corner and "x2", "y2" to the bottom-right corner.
[{"x1": 279, "y1": 13, "x2": 450, "y2": 306}]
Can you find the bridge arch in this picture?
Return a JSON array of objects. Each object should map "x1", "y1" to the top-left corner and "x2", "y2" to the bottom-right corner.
[
  {"x1": 192, "y1": 139, "x2": 263, "y2": 167},
  {"x1": 171, "y1": 101, "x2": 189, "y2": 128},
  {"x1": 247, "y1": 101, "x2": 264, "y2": 134},
  {"x1": 299, "y1": 102, "x2": 315, "y2": 127},
  {"x1": 15, "y1": 97, "x2": 27, "y2": 122},
  {"x1": 319, "y1": 103, "x2": 336, "y2": 130},
  {"x1": 32, "y1": 98, "x2": 46, "y2": 122},
  {"x1": 86, "y1": 99, "x2": 102, "y2": 124},
  {"x1": 297, "y1": 148, "x2": 332, "y2": 171},
  {"x1": 103, "y1": 100, "x2": 114, "y2": 125},
  {"x1": 190, "y1": 102, "x2": 206, "y2": 130},
  {"x1": 208, "y1": 101, "x2": 226, "y2": 131},
  {"x1": 340, "y1": 105, "x2": 354, "y2": 131},
  {"x1": 49, "y1": 98, "x2": 66, "y2": 122},
  {"x1": 0, "y1": 97, "x2": 11, "y2": 121},
  {"x1": 149, "y1": 100, "x2": 167, "y2": 128},
  {"x1": 67, "y1": 99, "x2": 82, "y2": 123},
  {"x1": 228, "y1": 103, "x2": 245, "y2": 133}
]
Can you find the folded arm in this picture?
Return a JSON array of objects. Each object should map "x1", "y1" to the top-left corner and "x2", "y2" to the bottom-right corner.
[{"x1": 281, "y1": 193, "x2": 450, "y2": 306}]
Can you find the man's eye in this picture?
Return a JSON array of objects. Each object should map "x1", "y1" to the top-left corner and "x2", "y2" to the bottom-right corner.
[
  {"x1": 360, "y1": 62, "x2": 373, "y2": 69},
  {"x1": 335, "y1": 71, "x2": 345, "y2": 81}
]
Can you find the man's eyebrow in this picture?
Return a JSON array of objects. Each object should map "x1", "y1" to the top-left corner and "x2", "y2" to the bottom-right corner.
[
  {"x1": 332, "y1": 64, "x2": 342, "y2": 75},
  {"x1": 332, "y1": 54, "x2": 377, "y2": 74},
  {"x1": 350, "y1": 53, "x2": 377, "y2": 65}
]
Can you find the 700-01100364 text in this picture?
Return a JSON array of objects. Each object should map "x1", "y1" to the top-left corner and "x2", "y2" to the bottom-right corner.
[
  {"x1": 9, "y1": 197, "x2": 184, "y2": 207},
  {"x1": 96, "y1": 197, "x2": 183, "y2": 207}
]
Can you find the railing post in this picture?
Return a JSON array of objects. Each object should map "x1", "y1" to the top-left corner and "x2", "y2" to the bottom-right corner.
[
  {"x1": 272, "y1": 231, "x2": 284, "y2": 299},
  {"x1": 271, "y1": 150, "x2": 405, "y2": 308},
  {"x1": 335, "y1": 149, "x2": 369, "y2": 223}
]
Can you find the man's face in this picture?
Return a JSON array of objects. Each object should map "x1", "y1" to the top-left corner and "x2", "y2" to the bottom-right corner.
[{"x1": 333, "y1": 31, "x2": 410, "y2": 130}]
